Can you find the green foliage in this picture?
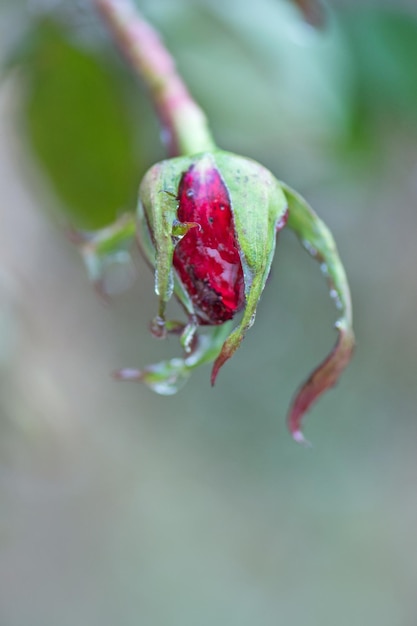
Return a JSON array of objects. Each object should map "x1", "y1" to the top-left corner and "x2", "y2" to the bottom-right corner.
[
  {"x1": 340, "y1": 8, "x2": 417, "y2": 152},
  {"x1": 8, "y1": 2, "x2": 417, "y2": 218},
  {"x1": 18, "y1": 19, "x2": 142, "y2": 229}
]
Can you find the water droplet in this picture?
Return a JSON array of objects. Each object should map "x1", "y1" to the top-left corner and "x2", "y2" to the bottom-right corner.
[
  {"x1": 185, "y1": 334, "x2": 211, "y2": 367},
  {"x1": 147, "y1": 360, "x2": 190, "y2": 395},
  {"x1": 154, "y1": 268, "x2": 174, "y2": 300},
  {"x1": 320, "y1": 263, "x2": 329, "y2": 276},
  {"x1": 150, "y1": 316, "x2": 166, "y2": 339},
  {"x1": 302, "y1": 240, "x2": 317, "y2": 257},
  {"x1": 329, "y1": 289, "x2": 342, "y2": 310},
  {"x1": 186, "y1": 189, "x2": 194, "y2": 198}
]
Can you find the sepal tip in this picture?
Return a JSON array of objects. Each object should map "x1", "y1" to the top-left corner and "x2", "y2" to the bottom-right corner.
[{"x1": 291, "y1": 430, "x2": 312, "y2": 448}]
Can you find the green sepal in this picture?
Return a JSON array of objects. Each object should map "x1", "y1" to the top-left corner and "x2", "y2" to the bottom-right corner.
[
  {"x1": 282, "y1": 183, "x2": 355, "y2": 443},
  {"x1": 138, "y1": 156, "x2": 193, "y2": 332},
  {"x1": 210, "y1": 152, "x2": 288, "y2": 383},
  {"x1": 114, "y1": 323, "x2": 232, "y2": 394}
]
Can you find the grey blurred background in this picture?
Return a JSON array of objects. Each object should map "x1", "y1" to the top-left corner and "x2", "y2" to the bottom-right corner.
[{"x1": 1, "y1": 0, "x2": 417, "y2": 624}]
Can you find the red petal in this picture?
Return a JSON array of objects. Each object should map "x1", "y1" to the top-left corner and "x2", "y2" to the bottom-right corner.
[{"x1": 173, "y1": 158, "x2": 245, "y2": 324}]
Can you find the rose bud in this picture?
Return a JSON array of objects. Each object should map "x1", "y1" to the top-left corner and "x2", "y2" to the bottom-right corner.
[{"x1": 114, "y1": 149, "x2": 354, "y2": 443}]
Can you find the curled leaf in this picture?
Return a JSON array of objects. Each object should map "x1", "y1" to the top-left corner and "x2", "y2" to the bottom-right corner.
[{"x1": 282, "y1": 183, "x2": 355, "y2": 443}]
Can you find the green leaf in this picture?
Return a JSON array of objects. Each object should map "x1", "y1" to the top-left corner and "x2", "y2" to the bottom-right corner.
[
  {"x1": 340, "y1": 8, "x2": 417, "y2": 152},
  {"x1": 283, "y1": 183, "x2": 355, "y2": 443},
  {"x1": 19, "y1": 19, "x2": 143, "y2": 230}
]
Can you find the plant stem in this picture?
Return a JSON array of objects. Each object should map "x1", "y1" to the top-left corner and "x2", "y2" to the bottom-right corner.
[{"x1": 94, "y1": 0, "x2": 216, "y2": 156}]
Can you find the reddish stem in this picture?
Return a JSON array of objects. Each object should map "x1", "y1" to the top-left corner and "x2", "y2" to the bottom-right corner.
[{"x1": 94, "y1": 0, "x2": 216, "y2": 156}]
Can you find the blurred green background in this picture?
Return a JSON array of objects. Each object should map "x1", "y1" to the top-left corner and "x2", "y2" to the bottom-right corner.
[{"x1": 1, "y1": 0, "x2": 417, "y2": 624}]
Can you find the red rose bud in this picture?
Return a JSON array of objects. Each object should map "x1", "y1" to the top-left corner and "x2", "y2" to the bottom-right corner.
[
  {"x1": 173, "y1": 156, "x2": 245, "y2": 325},
  {"x1": 116, "y1": 150, "x2": 354, "y2": 443}
]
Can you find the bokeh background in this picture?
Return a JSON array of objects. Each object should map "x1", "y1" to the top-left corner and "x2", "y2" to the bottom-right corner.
[{"x1": 1, "y1": 0, "x2": 417, "y2": 624}]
